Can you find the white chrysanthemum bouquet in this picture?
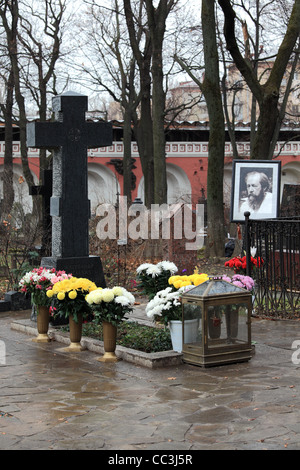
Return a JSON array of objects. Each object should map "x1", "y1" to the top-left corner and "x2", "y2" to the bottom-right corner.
[
  {"x1": 145, "y1": 285, "x2": 193, "y2": 327},
  {"x1": 86, "y1": 286, "x2": 135, "y2": 326},
  {"x1": 136, "y1": 261, "x2": 178, "y2": 300}
]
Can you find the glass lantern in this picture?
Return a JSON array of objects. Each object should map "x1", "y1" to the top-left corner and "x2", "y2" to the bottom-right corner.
[{"x1": 181, "y1": 277, "x2": 252, "y2": 367}]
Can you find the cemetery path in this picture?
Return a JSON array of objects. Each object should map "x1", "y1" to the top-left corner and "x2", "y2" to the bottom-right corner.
[{"x1": 1, "y1": 310, "x2": 300, "y2": 451}]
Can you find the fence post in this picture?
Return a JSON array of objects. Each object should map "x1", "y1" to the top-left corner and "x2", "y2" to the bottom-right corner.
[{"x1": 244, "y1": 212, "x2": 251, "y2": 277}]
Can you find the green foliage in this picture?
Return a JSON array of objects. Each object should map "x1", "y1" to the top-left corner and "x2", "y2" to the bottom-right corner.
[
  {"x1": 53, "y1": 297, "x2": 92, "y2": 323},
  {"x1": 117, "y1": 322, "x2": 172, "y2": 353},
  {"x1": 81, "y1": 320, "x2": 172, "y2": 353},
  {"x1": 92, "y1": 304, "x2": 132, "y2": 327}
]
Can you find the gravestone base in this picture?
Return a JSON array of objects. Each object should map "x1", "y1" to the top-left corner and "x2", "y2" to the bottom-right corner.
[
  {"x1": 41, "y1": 255, "x2": 106, "y2": 288},
  {"x1": 2, "y1": 292, "x2": 31, "y2": 311}
]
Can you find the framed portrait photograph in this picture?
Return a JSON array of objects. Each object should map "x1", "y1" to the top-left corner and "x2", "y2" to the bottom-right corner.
[{"x1": 230, "y1": 160, "x2": 281, "y2": 223}]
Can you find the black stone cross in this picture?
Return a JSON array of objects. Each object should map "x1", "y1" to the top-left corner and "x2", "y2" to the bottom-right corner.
[{"x1": 26, "y1": 91, "x2": 112, "y2": 286}]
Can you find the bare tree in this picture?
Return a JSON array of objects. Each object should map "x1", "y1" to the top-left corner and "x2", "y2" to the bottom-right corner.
[
  {"x1": 123, "y1": 0, "x2": 154, "y2": 207},
  {"x1": 0, "y1": 0, "x2": 68, "y2": 227},
  {"x1": 218, "y1": 0, "x2": 300, "y2": 160},
  {"x1": 143, "y1": 0, "x2": 176, "y2": 205},
  {"x1": 202, "y1": 0, "x2": 225, "y2": 256},
  {"x1": 175, "y1": 0, "x2": 225, "y2": 256},
  {"x1": 75, "y1": 0, "x2": 140, "y2": 204},
  {"x1": 0, "y1": 0, "x2": 35, "y2": 210},
  {"x1": 18, "y1": 0, "x2": 67, "y2": 171}
]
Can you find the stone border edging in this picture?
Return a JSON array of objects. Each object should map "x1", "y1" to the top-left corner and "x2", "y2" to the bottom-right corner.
[{"x1": 10, "y1": 319, "x2": 183, "y2": 369}]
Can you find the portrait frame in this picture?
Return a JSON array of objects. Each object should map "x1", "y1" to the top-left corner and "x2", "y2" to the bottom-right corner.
[{"x1": 230, "y1": 160, "x2": 281, "y2": 223}]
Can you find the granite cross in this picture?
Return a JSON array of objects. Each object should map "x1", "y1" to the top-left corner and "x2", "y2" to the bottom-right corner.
[{"x1": 26, "y1": 91, "x2": 112, "y2": 286}]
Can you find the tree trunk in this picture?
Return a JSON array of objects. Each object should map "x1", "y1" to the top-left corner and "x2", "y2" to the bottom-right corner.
[
  {"x1": 123, "y1": 108, "x2": 133, "y2": 204},
  {"x1": 251, "y1": 92, "x2": 280, "y2": 160},
  {"x1": 133, "y1": 109, "x2": 154, "y2": 208},
  {"x1": 123, "y1": 0, "x2": 155, "y2": 208},
  {"x1": 133, "y1": 51, "x2": 154, "y2": 208},
  {"x1": 144, "y1": 0, "x2": 171, "y2": 205},
  {"x1": 152, "y1": 61, "x2": 167, "y2": 204},
  {"x1": 2, "y1": 69, "x2": 15, "y2": 217},
  {"x1": 202, "y1": 0, "x2": 225, "y2": 257}
]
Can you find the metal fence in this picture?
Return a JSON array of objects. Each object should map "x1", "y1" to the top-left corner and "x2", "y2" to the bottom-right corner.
[{"x1": 244, "y1": 213, "x2": 300, "y2": 318}]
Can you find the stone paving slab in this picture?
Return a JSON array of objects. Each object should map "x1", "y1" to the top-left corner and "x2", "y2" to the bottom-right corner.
[{"x1": 1, "y1": 309, "x2": 300, "y2": 451}]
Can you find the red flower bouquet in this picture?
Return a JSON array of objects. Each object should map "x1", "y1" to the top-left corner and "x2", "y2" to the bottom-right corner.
[{"x1": 225, "y1": 255, "x2": 263, "y2": 274}]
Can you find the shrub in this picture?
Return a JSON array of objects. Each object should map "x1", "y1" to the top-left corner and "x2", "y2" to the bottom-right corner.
[{"x1": 80, "y1": 320, "x2": 172, "y2": 353}]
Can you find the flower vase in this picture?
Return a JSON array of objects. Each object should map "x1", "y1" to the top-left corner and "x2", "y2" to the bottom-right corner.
[
  {"x1": 32, "y1": 305, "x2": 50, "y2": 343},
  {"x1": 169, "y1": 319, "x2": 199, "y2": 352},
  {"x1": 208, "y1": 315, "x2": 221, "y2": 339},
  {"x1": 64, "y1": 313, "x2": 85, "y2": 352},
  {"x1": 169, "y1": 320, "x2": 183, "y2": 352},
  {"x1": 97, "y1": 321, "x2": 120, "y2": 362},
  {"x1": 225, "y1": 309, "x2": 239, "y2": 343}
]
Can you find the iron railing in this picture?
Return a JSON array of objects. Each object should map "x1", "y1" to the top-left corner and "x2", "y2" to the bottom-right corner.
[{"x1": 244, "y1": 212, "x2": 300, "y2": 318}]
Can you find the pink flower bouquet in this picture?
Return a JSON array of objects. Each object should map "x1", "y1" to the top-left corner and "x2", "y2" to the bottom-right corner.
[
  {"x1": 19, "y1": 267, "x2": 72, "y2": 307},
  {"x1": 222, "y1": 274, "x2": 255, "y2": 293}
]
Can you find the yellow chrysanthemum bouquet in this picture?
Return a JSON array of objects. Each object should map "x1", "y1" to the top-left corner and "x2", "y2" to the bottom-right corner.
[
  {"x1": 168, "y1": 272, "x2": 209, "y2": 290},
  {"x1": 47, "y1": 277, "x2": 97, "y2": 323}
]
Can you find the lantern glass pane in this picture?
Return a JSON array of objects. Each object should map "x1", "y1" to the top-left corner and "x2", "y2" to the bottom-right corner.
[
  {"x1": 207, "y1": 303, "x2": 249, "y2": 349},
  {"x1": 183, "y1": 302, "x2": 202, "y2": 345}
]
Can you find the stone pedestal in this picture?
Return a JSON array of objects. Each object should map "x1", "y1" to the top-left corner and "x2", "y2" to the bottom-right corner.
[{"x1": 41, "y1": 255, "x2": 106, "y2": 287}]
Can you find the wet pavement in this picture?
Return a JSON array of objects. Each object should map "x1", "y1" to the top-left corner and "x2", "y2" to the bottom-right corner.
[{"x1": 1, "y1": 306, "x2": 300, "y2": 452}]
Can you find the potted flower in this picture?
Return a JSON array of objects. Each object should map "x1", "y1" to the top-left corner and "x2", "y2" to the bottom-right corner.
[
  {"x1": 46, "y1": 277, "x2": 97, "y2": 351},
  {"x1": 145, "y1": 286, "x2": 183, "y2": 327},
  {"x1": 19, "y1": 267, "x2": 71, "y2": 343},
  {"x1": 86, "y1": 286, "x2": 135, "y2": 362},
  {"x1": 136, "y1": 261, "x2": 178, "y2": 300},
  {"x1": 145, "y1": 271, "x2": 210, "y2": 352},
  {"x1": 145, "y1": 285, "x2": 197, "y2": 352}
]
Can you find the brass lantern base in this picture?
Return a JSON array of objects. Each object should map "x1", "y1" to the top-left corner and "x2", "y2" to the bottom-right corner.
[{"x1": 183, "y1": 345, "x2": 253, "y2": 367}]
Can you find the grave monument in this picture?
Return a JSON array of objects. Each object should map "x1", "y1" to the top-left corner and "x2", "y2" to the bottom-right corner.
[
  {"x1": 280, "y1": 183, "x2": 300, "y2": 217},
  {"x1": 27, "y1": 91, "x2": 112, "y2": 286}
]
